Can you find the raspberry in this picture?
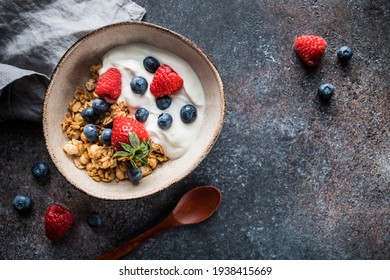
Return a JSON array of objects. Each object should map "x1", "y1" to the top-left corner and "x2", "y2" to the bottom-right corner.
[
  {"x1": 294, "y1": 35, "x2": 327, "y2": 67},
  {"x1": 95, "y1": 68, "x2": 122, "y2": 103},
  {"x1": 45, "y1": 204, "x2": 74, "y2": 241},
  {"x1": 150, "y1": 64, "x2": 183, "y2": 97}
]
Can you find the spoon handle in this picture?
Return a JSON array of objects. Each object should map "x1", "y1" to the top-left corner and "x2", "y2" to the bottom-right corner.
[{"x1": 97, "y1": 215, "x2": 175, "y2": 260}]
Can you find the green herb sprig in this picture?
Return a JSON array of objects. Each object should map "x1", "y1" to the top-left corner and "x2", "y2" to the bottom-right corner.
[{"x1": 113, "y1": 132, "x2": 153, "y2": 170}]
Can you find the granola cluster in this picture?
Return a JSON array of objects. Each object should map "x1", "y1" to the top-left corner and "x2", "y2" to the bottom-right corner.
[{"x1": 61, "y1": 65, "x2": 168, "y2": 182}]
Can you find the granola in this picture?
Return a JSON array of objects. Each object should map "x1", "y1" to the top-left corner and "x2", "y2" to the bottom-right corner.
[{"x1": 62, "y1": 65, "x2": 168, "y2": 183}]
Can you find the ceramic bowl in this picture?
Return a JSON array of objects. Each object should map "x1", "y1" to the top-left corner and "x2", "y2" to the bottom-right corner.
[{"x1": 43, "y1": 22, "x2": 225, "y2": 200}]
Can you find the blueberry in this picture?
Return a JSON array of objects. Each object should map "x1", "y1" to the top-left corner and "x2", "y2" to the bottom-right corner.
[
  {"x1": 87, "y1": 212, "x2": 104, "y2": 228},
  {"x1": 143, "y1": 56, "x2": 160, "y2": 73},
  {"x1": 127, "y1": 166, "x2": 142, "y2": 182},
  {"x1": 156, "y1": 96, "x2": 172, "y2": 110},
  {"x1": 180, "y1": 104, "x2": 197, "y2": 124},
  {"x1": 130, "y1": 76, "x2": 148, "y2": 94},
  {"x1": 157, "y1": 113, "x2": 173, "y2": 129},
  {"x1": 92, "y1": 98, "x2": 109, "y2": 115},
  {"x1": 84, "y1": 124, "x2": 99, "y2": 142},
  {"x1": 101, "y1": 128, "x2": 112, "y2": 145},
  {"x1": 31, "y1": 161, "x2": 50, "y2": 182},
  {"x1": 318, "y1": 83, "x2": 335, "y2": 101},
  {"x1": 337, "y1": 46, "x2": 353, "y2": 63},
  {"x1": 12, "y1": 195, "x2": 32, "y2": 213},
  {"x1": 81, "y1": 107, "x2": 99, "y2": 123},
  {"x1": 135, "y1": 107, "x2": 149, "y2": 123}
]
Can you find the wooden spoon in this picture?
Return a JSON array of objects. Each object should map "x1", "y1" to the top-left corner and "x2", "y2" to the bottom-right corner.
[{"x1": 97, "y1": 185, "x2": 222, "y2": 260}]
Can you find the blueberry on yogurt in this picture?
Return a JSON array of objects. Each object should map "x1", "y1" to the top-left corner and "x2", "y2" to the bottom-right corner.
[
  {"x1": 130, "y1": 76, "x2": 148, "y2": 94},
  {"x1": 143, "y1": 56, "x2": 160, "y2": 73},
  {"x1": 135, "y1": 107, "x2": 149, "y2": 123},
  {"x1": 156, "y1": 96, "x2": 172, "y2": 110},
  {"x1": 180, "y1": 104, "x2": 197, "y2": 124},
  {"x1": 157, "y1": 113, "x2": 173, "y2": 129}
]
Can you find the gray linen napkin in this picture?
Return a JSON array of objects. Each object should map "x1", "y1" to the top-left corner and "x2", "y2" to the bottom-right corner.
[{"x1": 0, "y1": 0, "x2": 146, "y2": 122}]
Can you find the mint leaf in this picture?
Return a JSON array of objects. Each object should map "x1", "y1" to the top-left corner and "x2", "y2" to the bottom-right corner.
[
  {"x1": 121, "y1": 143, "x2": 134, "y2": 153},
  {"x1": 113, "y1": 151, "x2": 132, "y2": 158},
  {"x1": 112, "y1": 133, "x2": 154, "y2": 170},
  {"x1": 129, "y1": 132, "x2": 140, "y2": 148}
]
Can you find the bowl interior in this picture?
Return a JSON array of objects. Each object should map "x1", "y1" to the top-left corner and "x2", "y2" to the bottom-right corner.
[{"x1": 43, "y1": 22, "x2": 225, "y2": 200}]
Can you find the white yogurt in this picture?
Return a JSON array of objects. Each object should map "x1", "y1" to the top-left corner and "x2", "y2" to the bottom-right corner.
[{"x1": 99, "y1": 43, "x2": 205, "y2": 159}]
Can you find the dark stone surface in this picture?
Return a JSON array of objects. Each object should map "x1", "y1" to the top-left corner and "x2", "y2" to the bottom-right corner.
[{"x1": 1, "y1": 0, "x2": 389, "y2": 260}]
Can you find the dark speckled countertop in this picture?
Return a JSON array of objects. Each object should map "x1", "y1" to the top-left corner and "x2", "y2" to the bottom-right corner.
[{"x1": 0, "y1": 0, "x2": 389, "y2": 260}]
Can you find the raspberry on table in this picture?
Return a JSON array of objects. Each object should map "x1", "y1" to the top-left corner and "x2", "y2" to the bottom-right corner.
[
  {"x1": 294, "y1": 35, "x2": 327, "y2": 67},
  {"x1": 45, "y1": 204, "x2": 74, "y2": 241}
]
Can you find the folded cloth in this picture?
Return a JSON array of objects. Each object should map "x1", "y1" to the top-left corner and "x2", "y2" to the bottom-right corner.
[{"x1": 0, "y1": 0, "x2": 146, "y2": 122}]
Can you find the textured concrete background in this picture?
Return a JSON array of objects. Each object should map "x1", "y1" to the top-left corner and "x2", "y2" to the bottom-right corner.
[{"x1": 0, "y1": 0, "x2": 389, "y2": 259}]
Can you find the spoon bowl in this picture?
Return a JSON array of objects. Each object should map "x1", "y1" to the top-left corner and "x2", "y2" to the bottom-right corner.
[
  {"x1": 173, "y1": 186, "x2": 222, "y2": 225},
  {"x1": 97, "y1": 186, "x2": 222, "y2": 260}
]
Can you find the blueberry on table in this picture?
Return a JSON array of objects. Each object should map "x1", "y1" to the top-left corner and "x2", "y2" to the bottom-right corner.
[
  {"x1": 157, "y1": 113, "x2": 173, "y2": 129},
  {"x1": 84, "y1": 124, "x2": 99, "y2": 142},
  {"x1": 31, "y1": 161, "x2": 50, "y2": 182},
  {"x1": 130, "y1": 76, "x2": 148, "y2": 94},
  {"x1": 135, "y1": 107, "x2": 149, "y2": 123},
  {"x1": 180, "y1": 104, "x2": 197, "y2": 123},
  {"x1": 92, "y1": 98, "x2": 109, "y2": 115},
  {"x1": 318, "y1": 83, "x2": 334, "y2": 102},
  {"x1": 87, "y1": 212, "x2": 104, "y2": 228},
  {"x1": 143, "y1": 56, "x2": 160, "y2": 73},
  {"x1": 81, "y1": 107, "x2": 99, "y2": 123},
  {"x1": 156, "y1": 96, "x2": 172, "y2": 110},
  {"x1": 12, "y1": 195, "x2": 32, "y2": 213},
  {"x1": 101, "y1": 128, "x2": 112, "y2": 145},
  {"x1": 127, "y1": 166, "x2": 142, "y2": 182},
  {"x1": 337, "y1": 46, "x2": 353, "y2": 63}
]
